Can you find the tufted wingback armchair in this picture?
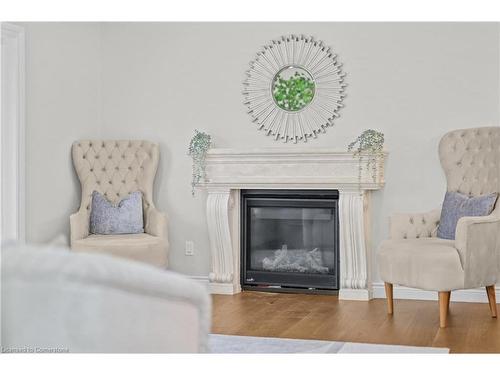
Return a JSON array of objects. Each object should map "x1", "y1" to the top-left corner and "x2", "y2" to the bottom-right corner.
[
  {"x1": 378, "y1": 127, "x2": 499, "y2": 328},
  {"x1": 70, "y1": 140, "x2": 168, "y2": 268}
]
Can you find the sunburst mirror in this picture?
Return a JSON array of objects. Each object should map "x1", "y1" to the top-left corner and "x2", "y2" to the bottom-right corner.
[{"x1": 243, "y1": 35, "x2": 346, "y2": 143}]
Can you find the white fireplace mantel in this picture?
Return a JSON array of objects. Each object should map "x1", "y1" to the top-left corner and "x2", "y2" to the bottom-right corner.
[{"x1": 200, "y1": 148, "x2": 388, "y2": 300}]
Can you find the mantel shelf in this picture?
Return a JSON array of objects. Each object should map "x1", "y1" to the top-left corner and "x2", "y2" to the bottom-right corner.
[{"x1": 201, "y1": 148, "x2": 388, "y2": 192}]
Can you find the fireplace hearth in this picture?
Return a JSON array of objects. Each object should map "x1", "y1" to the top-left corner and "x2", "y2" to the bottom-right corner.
[{"x1": 241, "y1": 190, "x2": 339, "y2": 293}]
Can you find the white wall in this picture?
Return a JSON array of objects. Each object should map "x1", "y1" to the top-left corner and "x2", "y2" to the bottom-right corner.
[
  {"x1": 22, "y1": 23, "x2": 102, "y2": 243},
  {"x1": 22, "y1": 23, "x2": 499, "y2": 282},
  {"x1": 100, "y1": 23, "x2": 499, "y2": 279}
]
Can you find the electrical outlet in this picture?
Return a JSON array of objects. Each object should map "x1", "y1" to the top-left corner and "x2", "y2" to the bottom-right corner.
[{"x1": 185, "y1": 240, "x2": 194, "y2": 256}]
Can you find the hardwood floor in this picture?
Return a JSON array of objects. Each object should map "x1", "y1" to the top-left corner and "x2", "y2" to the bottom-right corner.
[{"x1": 211, "y1": 291, "x2": 500, "y2": 353}]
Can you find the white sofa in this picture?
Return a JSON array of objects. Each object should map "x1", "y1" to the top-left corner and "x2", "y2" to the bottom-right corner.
[{"x1": 1, "y1": 244, "x2": 211, "y2": 353}]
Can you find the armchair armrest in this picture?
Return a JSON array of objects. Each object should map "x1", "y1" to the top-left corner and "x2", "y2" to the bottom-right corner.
[
  {"x1": 389, "y1": 208, "x2": 441, "y2": 240},
  {"x1": 145, "y1": 206, "x2": 169, "y2": 241},
  {"x1": 70, "y1": 209, "x2": 89, "y2": 244},
  {"x1": 455, "y1": 213, "x2": 500, "y2": 287}
]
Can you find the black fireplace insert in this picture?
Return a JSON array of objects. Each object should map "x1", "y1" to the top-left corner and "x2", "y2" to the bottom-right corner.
[{"x1": 241, "y1": 190, "x2": 339, "y2": 293}]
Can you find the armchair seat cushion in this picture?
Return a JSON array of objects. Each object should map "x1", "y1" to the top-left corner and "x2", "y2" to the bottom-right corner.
[
  {"x1": 377, "y1": 238, "x2": 464, "y2": 291},
  {"x1": 72, "y1": 233, "x2": 167, "y2": 268}
]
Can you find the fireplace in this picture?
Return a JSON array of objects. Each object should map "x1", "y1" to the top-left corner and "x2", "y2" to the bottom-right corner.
[
  {"x1": 241, "y1": 190, "x2": 339, "y2": 293},
  {"x1": 200, "y1": 148, "x2": 387, "y2": 299}
]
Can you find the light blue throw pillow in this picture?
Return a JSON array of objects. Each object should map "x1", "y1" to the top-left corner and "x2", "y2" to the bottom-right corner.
[
  {"x1": 90, "y1": 191, "x2": 144, "y2": 235},
  {"x1": 437, "y1": 191, "x2": 498, "y2": 240}
]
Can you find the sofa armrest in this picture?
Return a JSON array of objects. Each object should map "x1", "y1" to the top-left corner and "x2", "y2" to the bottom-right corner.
[
  {"x1": 455, "y1": 213, "x2": 500, "y2": 287},
  {"x1": 389, "y1": 208, "x2": 441, "y2": 240},
  {"x1": 70, "y1": 209, "x2": 89, "y2": 244},
  {"x1": 3, "y1": 244, "x2": 211, "y2": 352},
  {"x1": 145, "y1": 206, "x2": 168, "y2": 241}
]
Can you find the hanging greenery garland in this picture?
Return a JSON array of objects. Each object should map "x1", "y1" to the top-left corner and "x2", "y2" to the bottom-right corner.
[
  {"x1": 347, "y1": 129, "x2": 385, "y2": 188},
  {"x1": 188, "y1": 129, "x2": 212, "y2": 196}
]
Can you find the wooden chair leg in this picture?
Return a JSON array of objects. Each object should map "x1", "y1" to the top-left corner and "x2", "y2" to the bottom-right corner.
[
  {"x1": 486, "y1": 285, "x2": 497, "y2": 318},
  {"x1": 385, "y1": 282, "x2": 393, "y2": 315},
  {"x1": 439, "y1": 291, "x2": 451, "y2": 328}
]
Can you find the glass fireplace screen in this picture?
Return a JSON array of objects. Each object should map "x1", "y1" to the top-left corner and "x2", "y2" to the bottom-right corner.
[
  {"x1": 249, "y1": 206, "x2": 336, "y2": 275},
  {"x1": 241, "y1": 190, "x2": 339, "y2": 291}
]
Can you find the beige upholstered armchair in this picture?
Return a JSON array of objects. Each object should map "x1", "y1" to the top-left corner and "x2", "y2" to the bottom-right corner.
[
  {"x1": 70, "y1": 140, "x2": 168, "y2": 268},
  {"x1": 378, "y1": 127, "x2": 499, "y2": 328}
]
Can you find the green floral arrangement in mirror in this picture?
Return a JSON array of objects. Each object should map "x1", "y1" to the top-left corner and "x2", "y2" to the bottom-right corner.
[
  {"x1": 188, "y1": 129, "x2": 212, "y2": 196},
  {"x1": 273, "y1": 71, "x2": 315, "y2": 111},
  {"x1": 347, "y1": 129, "x2": 385, "y2": 186}
]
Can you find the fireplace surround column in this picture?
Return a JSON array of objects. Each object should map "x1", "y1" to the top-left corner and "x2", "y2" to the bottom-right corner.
[
  {"x1": 338, "y1": 190, "x2": 372, "y2": 300},
  {"x1": 206, "y1": 189, "x2": 241, "y2": 294}
]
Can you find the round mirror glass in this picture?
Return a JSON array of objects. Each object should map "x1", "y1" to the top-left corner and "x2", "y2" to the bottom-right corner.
[{"x1": 272, "y1": 66, "x2": 315, "y2": 112}]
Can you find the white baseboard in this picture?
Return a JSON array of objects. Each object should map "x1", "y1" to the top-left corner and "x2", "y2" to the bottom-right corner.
[
  {"x1": 190, "y1": 276, "x2": 498, "y2": 303},
  {"x1": 339, "y1": 288, "x2": 372, "y2": 301},
  {"x1": 372, "y1": 282, "x2": 499, "y2": 303},
  {"x1": 189, "y1": 276, "x2": 241, "y2": 295},
  {"x1": 209, "y1": 282, "x2": 241, "y2": 295},
  {"x1": 190, "y1": 276, "x2": 209, "y2": 286}
]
